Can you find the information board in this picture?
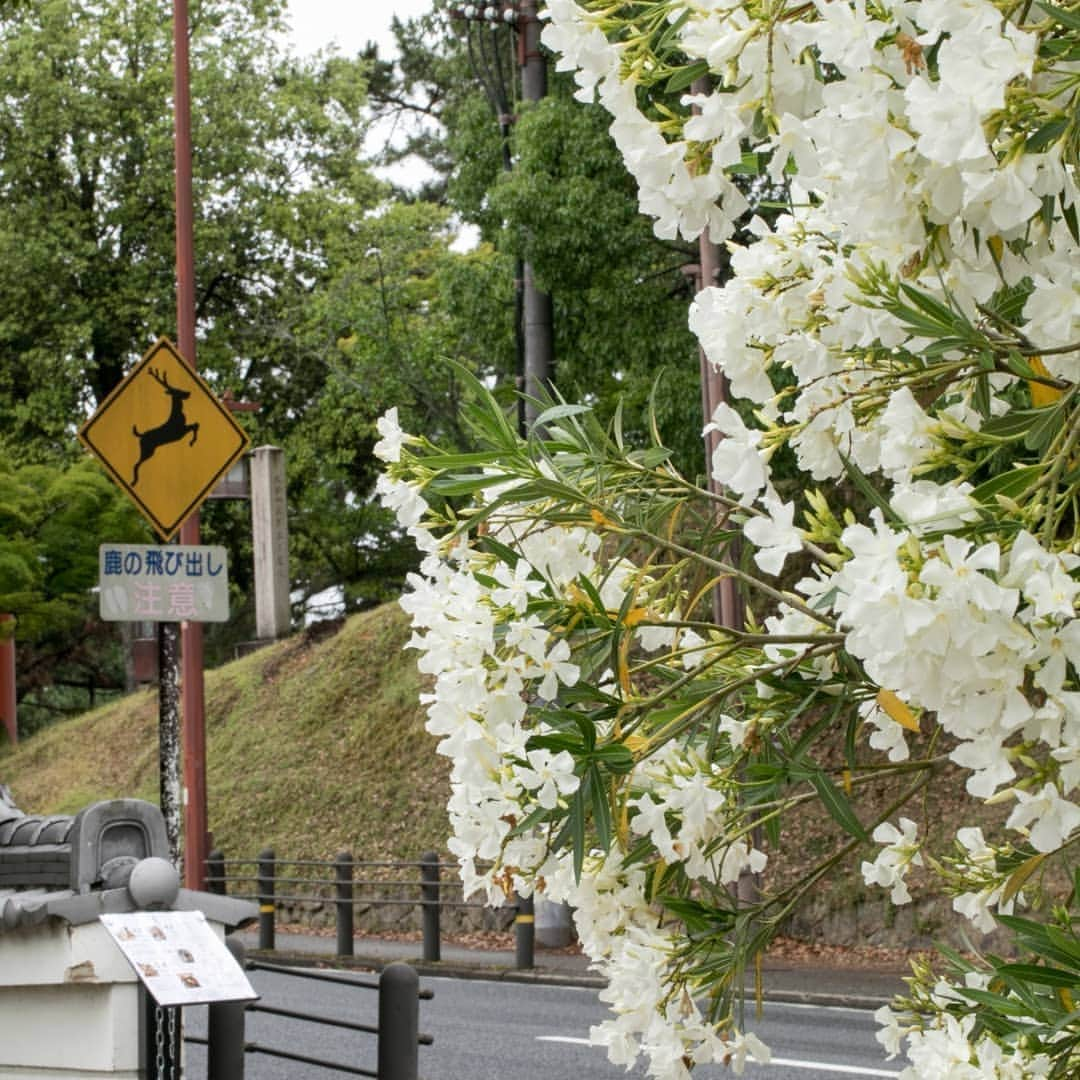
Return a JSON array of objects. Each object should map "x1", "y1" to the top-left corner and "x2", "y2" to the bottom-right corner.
[{"x1": 101, "y1": 910, "x2": 258, "y2": 1007}]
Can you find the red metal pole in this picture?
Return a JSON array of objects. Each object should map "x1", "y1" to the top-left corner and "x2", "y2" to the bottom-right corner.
[
  {"x1": 0, "y1": 614, "x2": 16, "y2": 745},
  {"x1": 173, "y1": 0, "x2": 209, "y2": 890},
  {"x1": 692, "y1": 77, "x2": 741, "y2": 634},
  {"x1": 697, "y1": 233, "x2": 741, "y2": 631}
]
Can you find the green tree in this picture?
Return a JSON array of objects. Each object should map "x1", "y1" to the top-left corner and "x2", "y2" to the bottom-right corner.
[
  {"x1": 0, "y1": 0, "x2": 377, "y2": 464},
  {"x1": 366, "y1": 7, "x2": 705, "y2": 472},
  {"x1": 0, "y1": 456, "x2": 146, "y2": 736}
]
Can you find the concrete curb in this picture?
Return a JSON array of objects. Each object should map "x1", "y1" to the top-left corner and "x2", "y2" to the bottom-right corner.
[{"x1": 244, "y1": 948, "x2": 898, "y2": 1010}]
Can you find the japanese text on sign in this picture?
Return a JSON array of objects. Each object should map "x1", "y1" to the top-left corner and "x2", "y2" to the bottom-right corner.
[{"x1": 98, "y1": 544, "x2": 229, "y2": 623}]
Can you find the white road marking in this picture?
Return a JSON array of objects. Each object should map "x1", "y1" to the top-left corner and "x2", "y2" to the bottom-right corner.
[
  {"x1": 766, "y1": 1058, "x2": 900, "y2": 1078},
  {"x1": 535, "y1": 1037, "x2": 901, "y2": 1078}
]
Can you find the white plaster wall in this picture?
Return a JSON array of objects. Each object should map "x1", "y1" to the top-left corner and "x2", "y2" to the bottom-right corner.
[{"x1": 0, "y1": 922, "x2": 139, "y2": 1077}]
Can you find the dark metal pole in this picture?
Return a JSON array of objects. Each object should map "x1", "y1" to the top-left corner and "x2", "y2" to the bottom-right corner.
[
  {"x1": 158, "y1": 622, "x2": 181, "y2": 861},
  {"x1": 173, "y1": 0, "x2": 209, "y2": 892},
  {"x1": 420, "y1": 851, "x2": 440, "y2": 963},
  {"x1": 378, "y1": 962, "x2": 420, "y2": 1080},
  {"x1": 206, "y1": 848, "x2": 226, "y2": 895},
  {"x1": 208, "y1": 938, "x2": 247, "y2": 1079},
  {"x1": 335, "y1": 851, "x2": 354, "y2": 958},
  {"x1": 514, "y1": 892, "x2": 534, "y2": 970},
  {"x1": 519, "y1": 0, "x2": 554, "y2": 428},
  {"x1": 257, "y1": 848, "x2": 276, "y2": 950}
]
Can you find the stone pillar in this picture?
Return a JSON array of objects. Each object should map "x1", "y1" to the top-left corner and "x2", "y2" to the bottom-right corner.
[{"x1": 251, "y1": 446, "x2": 290, "y2": 641}]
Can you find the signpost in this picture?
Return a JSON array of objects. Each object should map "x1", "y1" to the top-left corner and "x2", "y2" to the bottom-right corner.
[
  {"x1": 99, "y1": 545, "x2": 230, "y2": 624},
  {"x1": 78, "y1": 338, "x2": 250, "y2": 543},
  {"x1": 79, "y1": 336, "x2": 249, "y2": 878}
]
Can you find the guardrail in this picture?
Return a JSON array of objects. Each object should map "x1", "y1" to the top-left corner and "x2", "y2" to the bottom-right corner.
[
  {"x1": 186, "y1": 938, "x2": 431, "y2": 1079},
  {"x1": 205, "y1": 849, "x2": 536, "y2": 969}
]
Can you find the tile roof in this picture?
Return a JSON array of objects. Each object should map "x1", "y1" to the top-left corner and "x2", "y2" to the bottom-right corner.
[{"x1": 0, "y1": 787, "x2": 255, "y2": 933}]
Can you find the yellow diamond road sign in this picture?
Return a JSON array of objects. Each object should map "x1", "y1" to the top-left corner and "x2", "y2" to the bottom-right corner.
[{"x1": 78, "y1": 337, "x2": 251, "y2": 541}]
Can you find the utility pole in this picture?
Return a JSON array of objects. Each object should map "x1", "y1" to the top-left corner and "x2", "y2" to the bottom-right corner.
[
  {"x1": 453, "y1": 2, "x2": 555, "y2": 433},
  {"x1": 691, "y1": 77, "x2": 740, "y2": 631},
  {"x1": 517, "y1": 0, "x2": 554, "y2": 428},
  {"x1": 173, "y1": 0, "x2": 209, "y2": 890}
]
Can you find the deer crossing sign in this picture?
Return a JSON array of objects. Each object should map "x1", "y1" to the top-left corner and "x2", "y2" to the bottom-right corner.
[{"x1": 78, "y1": 338, "x2": 250, "y2": 540}]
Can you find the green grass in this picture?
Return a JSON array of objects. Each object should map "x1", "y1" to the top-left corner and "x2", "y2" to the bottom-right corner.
[{"x1": 0, "y1": 604, "x2": 451, "y2": 863}]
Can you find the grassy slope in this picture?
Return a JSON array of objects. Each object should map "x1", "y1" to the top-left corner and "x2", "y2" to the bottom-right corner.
[{"x1": 0, "y1": 604, "x2": 451, "y2": 863}]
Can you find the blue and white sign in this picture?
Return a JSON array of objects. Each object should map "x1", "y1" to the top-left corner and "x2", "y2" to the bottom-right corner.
[{"x1": 98, "y1": 544, "x2": 229, "y2": 622}]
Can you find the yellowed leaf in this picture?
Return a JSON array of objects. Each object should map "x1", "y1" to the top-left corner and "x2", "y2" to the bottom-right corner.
[
  {"x1": 1029, "y1": 357, "x2": 1063, "y2": 407},
  {"x1": 877, "y1": 688, "x2": 921, "y2": 733},
  {"x1": 1002, "y1": 850, "x2": 1047, "y2": 905}
]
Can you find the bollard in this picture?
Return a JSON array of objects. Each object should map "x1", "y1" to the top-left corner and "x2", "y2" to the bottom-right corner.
[
  {"x1": 515, "y1": 892, "x2": 535, "y2": 970},
  {"x1": 335, "y1": 851, "x2": 354, "y2": 958},
  {"x1": 206, "y1": 848, "x2": 226, "y2": 895},
  {"x1": 377, "y1": 962, "x2": 419, "y2": 1080},
  {"x1": 420, "y1": 851, "x2": 440, "y2": 963},
  {"x1": 257, "y1": 848, "x2": 275, "y2": 951},
  {"x1": 208, "y1": 938, "x2": 247, "y2": 1079}
]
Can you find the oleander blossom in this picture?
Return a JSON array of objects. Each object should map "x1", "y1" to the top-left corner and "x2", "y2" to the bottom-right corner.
[{"x1": 377, "y1": 0, "x2": 1080, "y2": 1073}]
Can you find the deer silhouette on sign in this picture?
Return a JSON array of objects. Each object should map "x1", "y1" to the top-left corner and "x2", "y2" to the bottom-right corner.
[{"x1": 131, "y1": 367, "x2": 200, "y2": 486}]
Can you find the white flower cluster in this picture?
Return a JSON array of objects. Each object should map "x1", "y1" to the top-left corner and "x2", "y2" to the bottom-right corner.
[
  {"x1": 375, "y1": 0, "x2": 1080, "y2": 1073},
  {"x1": 542, "y1": 0, "x2": 1079, "y2": 920},
  {"x1": 830, "y1": 522, "x2": 1080, "y2": 805},
  {"x1": 876, "y1": 977, "x2": 1053, "y2": 1078},
  {"x1": 375, "y1": 431, "x2": 770, "y2": 1077}
]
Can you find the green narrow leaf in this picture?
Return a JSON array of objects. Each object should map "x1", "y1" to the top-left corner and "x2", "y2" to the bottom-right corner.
[
  {"x1": 588, "y1": 765, "x2": 612, "y2": 853},
  {"x1": 809, "y1": 771, "x2": 869, "y2": 841},
  {"x1": 970, "y1": 465, "x2": 1042, "y2": 504},
  {"x1": 426, "y1": 472, "x2": 513, "y2": 496},
  {"x1": 1023, "y1": 119, "x2": 1067, "y2": 153},
  {"x1": 1038, "y1": 1, "x2": 1080, "y2": 30},
  {"x1": 996, "y1": 963, "x2": 1080, "y2": 989},
  {"x1": 532, "y1": 403, "x2": 594, "y2": 429},
  {"x1": 479, "y1": 534, "x2": 522, "y2": 567},
  {"x1": 592, "y1": 744, "x2": 635, "y2": 774},
  {"x1": 656, "y1": 6, "x2": 692, "y2": 51},
  {"x1": 665, "y1": 59, "x2": 710, "y2": 94},
  {"x1": 1024, "y1": 400, "x2": 1065, "y2": 453},
  {"x1": 898, "y1": 283, "x2": 969, "y2": 332},
  {"x1": 838, "y1": 452, "x2": 904, "y2": 525}
]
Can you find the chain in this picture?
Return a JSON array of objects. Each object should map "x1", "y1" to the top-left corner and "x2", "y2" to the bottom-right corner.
[
  {"x1": 167, "y1": 1006, "x2": 179, "y2": 1080},
  {"x1": 154, "y1": 1004, "x2": 166, "y2": 1080}
]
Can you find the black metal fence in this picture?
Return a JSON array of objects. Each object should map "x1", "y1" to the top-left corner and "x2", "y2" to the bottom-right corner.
[
  {"x1": 185, "y1": 938, "x2": 432, "y2": 1079},
  {"x1": 205, "y1": 849, "x2": 536, "y2": 969}
]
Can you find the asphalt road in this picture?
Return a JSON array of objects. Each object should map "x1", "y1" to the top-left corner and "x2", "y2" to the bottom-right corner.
[{"x1": 184, "y1": 970, "x2": 903, "y2": 1079}]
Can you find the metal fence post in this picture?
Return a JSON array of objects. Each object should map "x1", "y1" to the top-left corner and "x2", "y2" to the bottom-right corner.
[
  {"x1": 206, "y1": 848, "x2": 226, "y2": 895},
  {"x1": 419, "y1": 851, "x2": 440, "y2": 962},
  {"x1": 335, "y1": 850, "x2": 354, "y2": 958},
  {"x1": 208, "y1": 938, "x2": 247, "y2": 1079},
  {"x1": 378, "y1": 962, "x2": 419, "y2": 1080},
  {"x1": 257, "y1": 848, "x2": 275, "y2": 951},
  {"x1": 515, "y1": 892, "x2": 535, "y2": 970}
]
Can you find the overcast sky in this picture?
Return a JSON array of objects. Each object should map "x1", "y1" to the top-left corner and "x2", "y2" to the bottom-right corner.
[{"x1": 285, "y1": 0, "x2": 434, "y2": 58}]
